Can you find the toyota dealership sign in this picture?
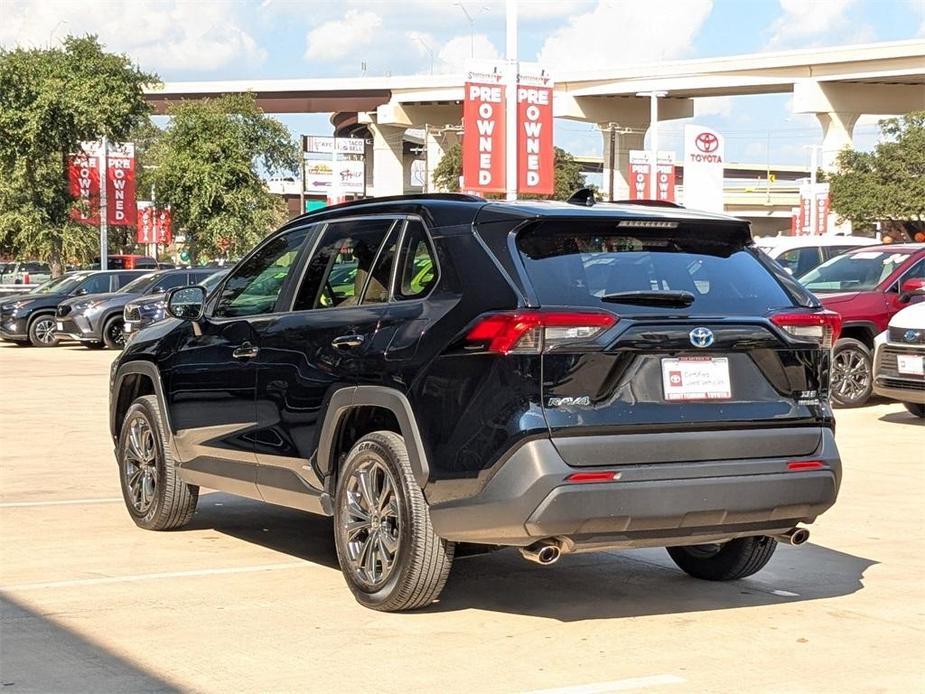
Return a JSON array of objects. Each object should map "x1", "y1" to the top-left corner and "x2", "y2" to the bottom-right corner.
[{"x1": 683, "y1": 125, "x2": 725, "y2": 212}]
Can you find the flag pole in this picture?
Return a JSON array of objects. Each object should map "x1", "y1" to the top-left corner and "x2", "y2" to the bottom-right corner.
[{"x1": 100, "y1": 137, "x2": 108, "y2": 270}]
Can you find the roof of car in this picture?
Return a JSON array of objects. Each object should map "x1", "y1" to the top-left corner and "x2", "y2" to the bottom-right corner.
[
  {"x1": 281, "y1": 193, "x2": 747, "y2": 231},
  {"x1": 757, "y1": 235, "x2": 881, "y2": 249},
  {"x1": 844, "y1": 243, "x2": 925, "y2": 253}
]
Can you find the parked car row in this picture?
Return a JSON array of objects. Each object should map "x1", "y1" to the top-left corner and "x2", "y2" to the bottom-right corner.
[{"x1": 0, "y1": 267, "x2": 225, "y2": 348}]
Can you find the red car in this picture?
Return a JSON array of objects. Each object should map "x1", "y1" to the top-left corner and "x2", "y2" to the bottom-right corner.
[{"x1": 800, "y1": 243, "x2": 925, "y2": 406}]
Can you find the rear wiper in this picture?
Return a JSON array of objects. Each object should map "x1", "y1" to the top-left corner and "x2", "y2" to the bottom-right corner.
[{"x1": 600, "y1": 290, "x2": 695, "y2": 307}]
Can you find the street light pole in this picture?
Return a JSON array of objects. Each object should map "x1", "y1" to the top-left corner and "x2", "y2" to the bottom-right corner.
[
  {"x1": 505, "y1": 0, "x2": 518, "y2": 201},
  {"x1": 454, "y1": 2, "x2": 476, "y2": 58},
  {"x1": 637, "y1": 90, "x2": 667, "y2": 200},
  {"x1": 99, "y1": 136, "x2": 108, "y2": 270},
  {"x1": 806, "y1": 144, "x2": 821, "y2": 236}
]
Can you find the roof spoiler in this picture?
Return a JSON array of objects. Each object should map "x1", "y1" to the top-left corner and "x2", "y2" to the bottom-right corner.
[
  {"x1": 613, "y1": 199, "x2": 685, "y2": 208},
  {"x1": 566, "y1": 188, "x2": 596, "y2": 207}
]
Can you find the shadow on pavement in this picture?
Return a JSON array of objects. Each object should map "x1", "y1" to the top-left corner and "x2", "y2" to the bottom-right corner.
[
  {"x1": 187, "y1": 492, "x2": 340, "y2": 570},
  {"x1": 183, "y1": 493, "x2": 876, "y2": 622},
  {"x1": 0, "y1": 593, "x2": 179, "y2": 692},
  {"x1": 878, "y1": 411, "x2": 924, "y2": 426}
]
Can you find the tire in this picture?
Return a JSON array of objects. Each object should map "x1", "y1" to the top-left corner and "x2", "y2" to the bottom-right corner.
[
  {"x1": 667, "y1": 536, "x2": 777, "y2": 581},
  {"x1": 831, "y1": 337, "x2": 873, "y2": 407},
  {"x1": 27, "y1": 314, "x2": 59, "y2": 347},
  {"x1": 333, "y1": 431, "x2": 454, "y2": 611},
  {"x1": 117, "y1": 394, "x2": 198, "y2": 530},
  {"x1": 904, "y1": 402, "x2": 925, "y2": 418},
  {"x1": 102, "y1": 315, "x2": 126, "y2": 350}
]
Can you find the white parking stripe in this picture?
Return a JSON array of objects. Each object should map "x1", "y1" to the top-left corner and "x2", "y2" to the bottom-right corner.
[
  {"x1": 0, "y1": 497, "x2": 123, "y2": 508},
  {"x1": 523, "y1": 674, "x2": 685, "y2": 694},
  {"x1": 1, "y1": 562, "x2": 308, "y2": 591}
]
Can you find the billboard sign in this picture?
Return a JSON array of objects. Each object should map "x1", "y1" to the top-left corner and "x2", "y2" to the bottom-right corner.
[
  {"x1": 463, "y1": 62, "x2": 506, "y2": 193},
  {"x1": 683, "y1": 125, "x2": 725, "y2": 212}
]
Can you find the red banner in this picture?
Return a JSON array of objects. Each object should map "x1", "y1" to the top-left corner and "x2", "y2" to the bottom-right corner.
[
  {"x1": 463, "y1": 81, "x2": 506, "y2": 193},
  {"x1": 68, "y1": 144, "x2": 102, "y2": 225},
  {"x1": 106, "y1": 143, "x2": 136, "y2": 226},
  {"x1": 814, "y1": 187, "x2": 830, "y2": 235},
  {"x1": 628, "y1": 150, "x2": 651, "y2": 200},
  {"x1": 137, "y1": 203, "x2": 171, "y2": 245},
  {"x1": 655, "y1": 154, "x2": 676, "y2": 202},
  {"x1": 517, "y1": 85, "x2": 554, "y2": 195},
  {"x1": 155, "y1": 207, "x2": 172, "y2": 245}
]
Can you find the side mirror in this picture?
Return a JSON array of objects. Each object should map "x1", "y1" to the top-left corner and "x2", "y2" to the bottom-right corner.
[
  {"x1": 75, "y1": 288, "x2": 88, "y2": 296},
  {"x1": 166, "y1": 286, "x2": 206, "y2": 320},
  {"x1": 899, "y1": 278, "x2": 925, "y2": 302}
]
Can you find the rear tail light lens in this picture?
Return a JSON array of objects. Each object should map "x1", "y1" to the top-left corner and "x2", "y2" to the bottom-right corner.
[
  {"x1": 466, "y1": 311, "x2": 617, "y2": 354},
  {"x1": 787, "y1": 460, "x2": 825, "y2": 471},
  {"x1": 771, "y1": 310, "x2": 842, "y2": 349},
  {"x1": 566, "y1": 471, "x2": 620, "y2": 483}
]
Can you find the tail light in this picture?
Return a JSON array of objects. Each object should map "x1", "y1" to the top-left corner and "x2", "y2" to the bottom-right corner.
[
  {"x1": 566, "y1": 471, "x2": 620, "y2": 483},
  {"x1": 771, "y1": 310, "x2": 842, "y2": 349},
  {"x1": 465, "y1": 310, "x2": 617, "y2": 354},
  {"x1": 787, "y1": 460, "x2": 824, "y2": 471},
  {"x1": 23, "y1": 272, "x2": 30, "y2": 284}
]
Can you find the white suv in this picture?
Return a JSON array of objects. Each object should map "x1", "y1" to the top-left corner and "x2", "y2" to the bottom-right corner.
[{"x1": 756, "y1": 235, "x2": 880, "y2": 277}]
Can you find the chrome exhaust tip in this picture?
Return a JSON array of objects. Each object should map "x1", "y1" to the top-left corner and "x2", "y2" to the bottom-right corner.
[
  {"x1": 772, "y1": 527, "x2": 810, "y2": 546},
  {"x1": 520, "y1": 541, "x2": 562, "y2": 565}
]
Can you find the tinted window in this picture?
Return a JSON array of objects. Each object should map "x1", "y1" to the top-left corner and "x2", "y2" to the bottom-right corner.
[
  {"x1": 800, "y1": 250, "x2": 913, "y2": 292},
  {"x1": 151, "y1": 273, "x2": 191, "y2": 293},
  {"x1": 22, "y1": 262, "x2": 50, "y2": 273},
  {"x1": 77, "y1": 274, "x2": 112, "y2": 295},
  {"x1": 119, "y1": 272, "x2": 160, "y2": 294},
  {"x1": 516, "y1": 223, "x2": 795, "y2": 315},
  {"x1": 894, "y1": 259, "x2": 924, "y2": 291},
  {"x1": 396, "y1": 220, "x2": 437, "y2": 300},
  {"x1": 214, "y1": 228, "x2": 309, "y2": 317},
  {"x1": 824, "y1": 245, "x2": 859, "y2": 259},
  {"x1": 106, "y1": 258, "x2": 128, "y2": 269},
  {"x1": 776, "y1": 247, "x2": 821, "y2": 276},
  {"x1": 115, "y1": 272, "x2": 144, "y2": 289},
  {"x1": 293, "y1": 219, "x2": 397, "y2": 310}
]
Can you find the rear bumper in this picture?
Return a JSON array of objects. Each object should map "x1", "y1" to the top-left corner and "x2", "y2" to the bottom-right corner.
[{"x1": 428, "y1": 428, "x2": 841, "y2": 548}]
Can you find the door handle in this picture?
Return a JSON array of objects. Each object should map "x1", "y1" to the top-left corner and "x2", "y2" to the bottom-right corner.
[
  {"x1": 331, "y1": 334, "x2": 365, "y2": 350},
  {"x1": 232, "y1": 342, "x2": 259, "y2": 360}
]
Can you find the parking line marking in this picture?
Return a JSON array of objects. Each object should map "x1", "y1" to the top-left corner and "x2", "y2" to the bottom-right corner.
[
  {"x1": 0, "y1": 497, "x2": 123, "y2": 508},
  {"x1": 523, "y1": 674, "x2": 686, "y2": 694},
  {"x1": 1, "y1": 562, "x2": 308, "y2": 591}
]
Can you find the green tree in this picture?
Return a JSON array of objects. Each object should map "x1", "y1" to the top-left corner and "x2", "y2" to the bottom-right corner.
[
  {"x1": 149, "y1": 94, "x2": 299, "y2": 262},
  {"x1": 0, "y1": 36, "x2": 157, "y2": 274},
  {"x1": 828, "y1": 112, "x2": 925, "y2": 240},
  {"x1": 431, "y1": 144, "x2": 588, "y2": 199}
]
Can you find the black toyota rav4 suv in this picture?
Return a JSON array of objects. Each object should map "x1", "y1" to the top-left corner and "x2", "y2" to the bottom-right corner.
[{"x1": 109, "y1": 194, "x2": 842, "y2": 611}]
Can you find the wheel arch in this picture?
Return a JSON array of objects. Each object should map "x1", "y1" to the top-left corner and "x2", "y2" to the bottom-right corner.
[
  {"x1": 317, "y1": 386, "x2": 430, "y2": 490},
  {"x1": 111, "y1": 361, "x2": 172, "y2": 446},
  {"x1": 839, "y1": 322, "x2": 878, "y2": 348}
]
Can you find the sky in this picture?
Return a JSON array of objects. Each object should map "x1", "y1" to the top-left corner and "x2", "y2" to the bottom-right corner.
[{"x1": 3, "y1": 0, "x2": 924, "y2": 167}]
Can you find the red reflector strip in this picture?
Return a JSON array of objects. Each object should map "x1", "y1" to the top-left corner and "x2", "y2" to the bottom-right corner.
[
  {"x1": 566, "y1": 471, "x2": 619, "y2": 483},
  {"x1": 787, "y1": 460, "x2": 825, "y2": 471}
]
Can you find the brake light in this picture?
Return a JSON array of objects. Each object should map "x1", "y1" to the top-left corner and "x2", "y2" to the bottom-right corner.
[
  {"x1": 466, "y1": 311, "x2": 617, "y2": 354},
  {"x1": 23, "y1": 272, "x2": 30, "y2": 284},
  {"x1": 787, "y1": 460, "x2": 825, "y2": 471},
  {"x1": 771, "y1": 310, "x2": 842, "y2": 349},
  {"x1": 566, "y1": 471, "x2": 620, "y2": 483}
]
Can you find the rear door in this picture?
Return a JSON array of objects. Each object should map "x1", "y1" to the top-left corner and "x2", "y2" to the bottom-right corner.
[{"x1": 513, "y1": 219, "x2": 830, "y2": 463}]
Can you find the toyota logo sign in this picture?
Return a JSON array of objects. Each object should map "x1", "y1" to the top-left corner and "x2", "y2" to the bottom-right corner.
[{"x1": 695, "y1": 132, "x2": 719, "y2": 153}]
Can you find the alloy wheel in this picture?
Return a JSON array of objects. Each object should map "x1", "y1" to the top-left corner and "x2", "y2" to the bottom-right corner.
[
  {"x1": 34, "y1": 318, "x2": 56, "y2": 344},
  {"x1": 123, "y1": 414, "x2": 158, "y2": 514},
  {"x1": 831, "y1": 347, "x2": 871, "y2": 403},
  {"x1": 340, "y1": 459, "x2": 401, "y2": 589},
  {"x1": 108, "y1": 320, "x2": 125, "y2": 347}
]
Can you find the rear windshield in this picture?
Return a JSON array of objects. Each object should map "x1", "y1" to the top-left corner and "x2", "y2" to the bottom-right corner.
[{"x1": 516, "y1": 224, "x2": 795, "y2": 315}]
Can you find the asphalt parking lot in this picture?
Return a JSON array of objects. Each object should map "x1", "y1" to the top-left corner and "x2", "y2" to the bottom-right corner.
[{"x1": 1, "y1": 343, "x2": 923, "y2": 693}]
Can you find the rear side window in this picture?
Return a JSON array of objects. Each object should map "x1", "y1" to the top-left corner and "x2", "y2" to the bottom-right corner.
[
  {"x1": 151, "y1": 273, "x2": 189, "y2": 293},
  {"x1": 516, "y1": 222, "x2": 795, "y2": 315},
  {"x1": 776, "y1": 247, "x2": 821, "y2": 276},
  {"x1": 78, "y1": 274, "x2": 112, "y2": 294},
  {"x1": 396, "y1": 220, "x2": 437, "y2": 300},
  {"x1": 115, "y1": 272, "x2": 142, "y2": 289}
]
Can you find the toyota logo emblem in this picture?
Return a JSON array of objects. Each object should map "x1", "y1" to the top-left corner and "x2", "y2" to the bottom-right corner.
[
  {"x1": 695, "y1": 132, "x2": 719, "y2": 153},
  {"x1": 904, "y1": 329, "x2": 920, "y2": 343},
  {"x1": 689, "y1": 327, "x2": 714, "y2": 348}
]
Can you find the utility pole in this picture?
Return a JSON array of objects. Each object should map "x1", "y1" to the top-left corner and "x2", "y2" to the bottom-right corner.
[
  {"x1": 505, "y1": 0, "x2": 518, "y2": 201},
  {"x1": 299, "y1": 135, "x2": 307, "y2": 215},
  {"x1": 607, "y1": 123, "x2": 617, "y2": 202},
  {"x1": 455, "y1": 2, "x2": 476, "y2": 58},
  {"x1": 807, "y1": 144, "x2": 820, "y2": 236},
  {"x1": 99, "y1": 136, "x2": 108, "y2": 270}
]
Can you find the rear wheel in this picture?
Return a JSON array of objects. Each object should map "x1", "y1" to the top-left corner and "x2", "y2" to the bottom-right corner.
[
  {"x1": 27, "y1": 315, "x2": 58, "y2": 347},
  {"x1": 904, "y1": 402, "x2": 925, "y2": 418},
  {"x1": 333, "y1": 431, "x2": 454, "y2": 611},
  {"x1": 667, "y1": 536, "x2": 777, "y2": 581},
  {"x1": 831, "y1": 338, "x2": 872, "y2": 407},
  {"x1": 102, "y1": 315, "x2": 126, "y2": 349}
]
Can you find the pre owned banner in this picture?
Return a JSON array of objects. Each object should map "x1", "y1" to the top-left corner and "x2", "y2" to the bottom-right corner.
[
  {"x1": 106, "y1": 142, "x2": 136, "y2": 226},
  {"x1": 628, "y1": 151, "x2": 675, "y2": 202},
  {"x1": 798, "y1": 182, "x2": 830, "y2": 235},
  {"x1": 68, "y1": 142, "x2": 103, "y2": 225},
  {"x1": 463, "y1": 72, "x2": 506, "y2": 193},
  {"x1": 137, "y1": 202, "x2": 171, "y2": 245},
  {"x1": 516, "y1": 65, "x2": 554, "y2": 195}
]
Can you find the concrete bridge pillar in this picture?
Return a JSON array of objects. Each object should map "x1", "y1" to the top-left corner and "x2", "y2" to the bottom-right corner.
[
  {"x1": 425, "y1": 128, "x2": 459, "y2": 192},
  {"x1": 816, "y1": 111, "x2": 860, "y2": 171},
  {"x1": 365, "y1": 118, "x2": 406, "y2": 197},
  {"x1": 600, "y1": 127, "x2": 646, "y2": 201}
]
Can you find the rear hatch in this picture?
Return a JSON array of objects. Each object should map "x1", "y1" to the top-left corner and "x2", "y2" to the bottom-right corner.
[{"x1": 508, "y1": 217, "x2": 836, "y2": 464}]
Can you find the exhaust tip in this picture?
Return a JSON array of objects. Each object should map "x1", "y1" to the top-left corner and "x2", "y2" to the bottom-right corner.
[
  {"x1": 537, "y1": 545, "x2": 560, "y2": 565},
  {"x1": 520, "y1": 541, "x2": 562, "y2": 565},
  {"x1": 790, "y1": 528, "x2": 810, "y2": 545}
]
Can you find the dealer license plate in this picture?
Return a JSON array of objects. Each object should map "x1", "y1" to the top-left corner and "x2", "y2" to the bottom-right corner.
[
  {"x1": 897, "y1": 354, "x2": 924, "y2": 376},
  {"x1": 662, "y1": 357, "x2": 731, "y2": 401},
  {"x1": 56, "y1": 321, "x2": 64, "y2": 331}
]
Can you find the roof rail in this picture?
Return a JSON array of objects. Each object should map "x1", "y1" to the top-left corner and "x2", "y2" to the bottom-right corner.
[
  {"x1": 613, "y1": 199, "x2": 685, "y2": 208},
  {"x1": 319, "y1": 192, "x2": 485, "y2": 210}
]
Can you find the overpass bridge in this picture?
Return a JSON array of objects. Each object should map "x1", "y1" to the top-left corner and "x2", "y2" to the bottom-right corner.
[{"x1": 147, "y1": 40, "x2": 925, "y2": 206}]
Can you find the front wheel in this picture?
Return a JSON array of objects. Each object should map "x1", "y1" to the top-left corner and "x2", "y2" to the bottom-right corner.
[
  {"x1": 831, "y1": 338, "x2": 873, "y2": 407},
  {"x1": 28, "y1": 315, "x2": 59, "y2": 347},
  {"x1": 102, "y1": 315, "x2": 126, "y2": 349},
  {"x1": 667, "y1": 536, "x2": 777, "y2": 581},
  {"x1": 333, "y1": 431, "x2": 454, "y2": 611},
  {"x1": 904, "y1": 402, "x2": 925, "y2": 418}
]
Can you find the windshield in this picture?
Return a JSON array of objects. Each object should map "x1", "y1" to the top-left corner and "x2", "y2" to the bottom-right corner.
[
  {"x1": 30, "y1": 273, "x2": 90, "y2": 294},
  {"x1": 800, "y1": 250, "x2": 911, "y2": 292},
  {"x1": 118, "y1": 272, "x2": 160, "y2": 294},
  {"x1": 515, "y1": 223, "x2": 795, "y2": 316}
]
